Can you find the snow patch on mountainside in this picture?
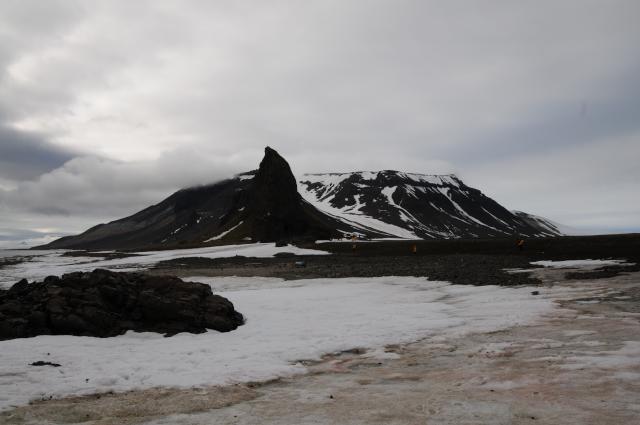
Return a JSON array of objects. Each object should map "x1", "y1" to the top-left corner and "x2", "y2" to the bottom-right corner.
[
  {"x1": 298, "y1": 171, "x2": 545, "y2": 239},
  {"x1": 204, "y1": 221, "x2": 244, "y2": 242},
  {"x1": 436, "y1": 187, "x2": 504, "y2": 234},
  {"x1": 512, "y1": 211, "x2": 570, "y2": 236},
  {"x1": 300, "y1": 196, "x2": 419, "y2": 239},
  {"x1": 299, "y1": 172, "x2": 469, "y2": 239}
]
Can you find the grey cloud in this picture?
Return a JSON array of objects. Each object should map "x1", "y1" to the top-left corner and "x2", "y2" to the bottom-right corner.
[
  {"x1": 440, "y1": 67, "x2": 640, "y2": 163},
  {"x1": 0, "y1": 125, "x2": 77, "y2": 179},
  {"x1": 0, "y1": 0, "x2": 639, "y2": 241},
  {"x1": 0, "y1": 227, "x2": 59, "y2": 241},
  {"x1": 0, "y1": 148, "x2": 242, "y2": 219},
  {"x1": 461, "y1": 130, "x2": 640, "y2": 231},
  {"x1": 0, "y1": 227, "x2": 71, "y2": 249}
]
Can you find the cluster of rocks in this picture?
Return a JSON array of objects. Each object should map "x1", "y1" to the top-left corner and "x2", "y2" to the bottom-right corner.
[{"x1": 0, "y1": 269, "x2": 244, "y2": 340}]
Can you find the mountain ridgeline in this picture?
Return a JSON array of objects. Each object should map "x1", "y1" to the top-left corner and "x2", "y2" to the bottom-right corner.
[
  {"x1": 298, "y1": 171, "x2": 562, "y2": 239},
  {"x1": 41, "y1": 147, "x2": 561, "y2": 250}
]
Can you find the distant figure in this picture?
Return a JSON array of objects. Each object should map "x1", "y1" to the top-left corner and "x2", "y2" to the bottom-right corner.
[
  {"x1": 517, "y1": 238, "x2": 525, "y2": 251},
  {"x1": 412, "y1": 244, "x2": 417, "y2": 255},
  {"x1": 351, "y1": 234, "x2": 358, "y2": 254}
]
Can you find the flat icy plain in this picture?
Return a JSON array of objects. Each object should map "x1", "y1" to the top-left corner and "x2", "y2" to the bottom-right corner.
[
  {"x1": 0, "y1": 275, "x2": 555, "y2": 410},
  {"x1": 0, "y1": 244, "x2": 328, "y2": 289}
]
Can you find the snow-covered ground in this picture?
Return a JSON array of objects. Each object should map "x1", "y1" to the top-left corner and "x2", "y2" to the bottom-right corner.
[
  {"x1": 0, "y1": 244, "x2": 328, "y2": 289},
  {"x1": 297, "y1": 176, "x2": 421, "y2": 239},
  {"x1": 0, "y1": 275, "x2": 556, "y2": 410},
  {"x1": 531, "y1": 259, "x2": 633, "y2": 269}
]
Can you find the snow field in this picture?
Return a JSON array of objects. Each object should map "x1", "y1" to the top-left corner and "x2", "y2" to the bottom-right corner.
[
  {"x1": 298, "y1": 181, "x2": 419, "y2": 239},
  {"x1": 0, "y1": 276, "x2": 557, "y2": 410},
  {"x1": 0, "y1": 243, "x2": 328, "y2": 289},
  {"x1": 531, "y1": 259, "x2": 633, "y2": 268}
]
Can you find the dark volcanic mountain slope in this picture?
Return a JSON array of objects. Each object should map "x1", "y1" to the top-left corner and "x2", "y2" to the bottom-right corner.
[
  {"x1": 512, "y1": 210, "x2": 566, "y2": 235},
  {"x1": 298, "y1": 171, "x2": 562, "y2": 239},
  {"x1": 43, "y1": 175, "x2": 255, "y2": 250},
  {"x1": 41, "y1": 149, "x2": 562, "y2": 250},
  {"x1": 42, "y1": 148, "x2": 341, "y2": 250}
]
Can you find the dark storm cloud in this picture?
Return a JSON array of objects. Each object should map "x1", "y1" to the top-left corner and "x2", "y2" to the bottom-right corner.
[{"x1": 0, "y1": 125, "x2": 77, "y2": 180}]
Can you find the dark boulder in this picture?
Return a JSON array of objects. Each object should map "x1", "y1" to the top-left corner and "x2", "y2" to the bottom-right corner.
[{"x1": 0, "y1": 269, "x2": 244, "y2": 340}]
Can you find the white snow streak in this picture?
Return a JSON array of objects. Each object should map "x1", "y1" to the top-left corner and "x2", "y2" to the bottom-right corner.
[
  {"x1": 204, "y1": 221, "x2": 244, "y2": 242},
  {"x1": 298, "y1": 172, "x2": 506, "y2": 239},
  {"x1": 436, "y1": 188, "x2": 504, "y2": 233},
  {"x1": 531, "y1": 259, "x2": 633, "y2": 269}
]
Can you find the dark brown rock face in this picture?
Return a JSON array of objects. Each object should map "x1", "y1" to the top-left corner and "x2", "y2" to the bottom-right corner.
[{"x1": 0, "y1": 269, "x2": 244, "y2": 340}]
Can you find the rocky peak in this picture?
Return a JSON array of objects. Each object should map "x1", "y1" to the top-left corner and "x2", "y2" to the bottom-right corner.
[
  {"x1": 245, "y1": 147, "x2": 334, "y2": 242},
  {"x1": 251, "y1": 146, "x2": 301, "y2": 207}
]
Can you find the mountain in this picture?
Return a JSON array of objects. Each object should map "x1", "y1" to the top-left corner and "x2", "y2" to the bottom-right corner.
[
  {"x1": 41, "y1": 148, "x2": 340, "y2": 250},
  {"x1": 298, "y1": 171, "x2": 562, "y2": 239},
  {"x1": 512, "y1": 211, "x2": 589, "y2": 236},
  {"x1": 40, "y1": 148, "x2": 561, "y2": 250}
]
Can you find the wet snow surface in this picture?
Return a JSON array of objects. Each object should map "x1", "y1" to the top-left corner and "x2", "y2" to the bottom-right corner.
[
  {"x1": 531, "y1": 259, "x2": 633, "y2": 269},
  {"x1": 0, "y1": 275, "x2": 558, "y2": 410}
]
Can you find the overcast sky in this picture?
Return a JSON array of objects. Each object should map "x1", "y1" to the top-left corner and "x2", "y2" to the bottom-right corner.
[{"x1": 1, "y1": 0, "x2": 639, "y2": 247}]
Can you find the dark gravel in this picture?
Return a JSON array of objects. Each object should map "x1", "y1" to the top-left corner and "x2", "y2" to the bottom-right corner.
[
  {"x1": 155, "y1": 254, "x2": 541, "y2": 286},
  {"x1": 154, "y1": 234, "x2": 640, "y2": 287}
]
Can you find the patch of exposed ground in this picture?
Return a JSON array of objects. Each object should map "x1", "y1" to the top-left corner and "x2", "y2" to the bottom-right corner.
[
  {"x1": 3, "y1": 268, "x2": 639, "y2": 425},
  {"x1": 151, "y1": 254, "x2": 543, "y2": 287},
  {"x1": 0, "y1": 385, "x2": 257, "y2": 425},
  {"x1": 564, "y1": 262, "x2": 640, "y2": 280}
]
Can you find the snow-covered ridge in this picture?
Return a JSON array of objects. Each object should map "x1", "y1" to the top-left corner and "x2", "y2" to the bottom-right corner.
[
  {"x1": 300, "y1": 171, "x2": 462, "y2": 187},
  {"x1": 298, "y1": 171, "x2": 562, "y2": 239}
]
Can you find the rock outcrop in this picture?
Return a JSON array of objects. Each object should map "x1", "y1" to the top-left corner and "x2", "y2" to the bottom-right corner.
[
  {"x1": 240, "y1": 147, "x2": 338, "y2": 243},
  {"x1": 0, "y1": 269, "x2": 244, "y2": 340}
]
